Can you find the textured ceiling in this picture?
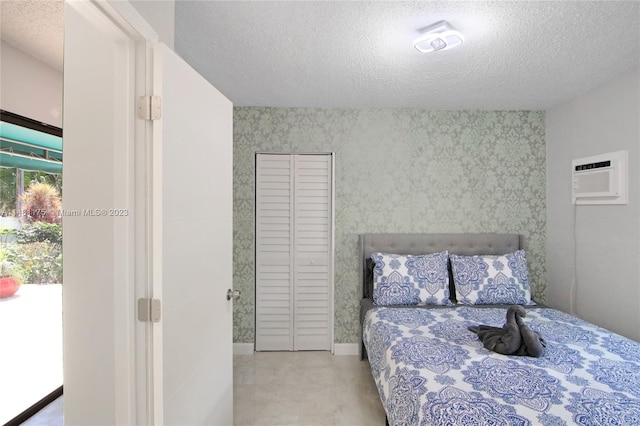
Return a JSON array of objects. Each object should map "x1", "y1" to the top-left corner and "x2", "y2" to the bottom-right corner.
[
  {"x1": 175, "y1": 0, "x2": 640, "y2": 110},
  {"x1": 1, "y1": 1, "x2": 638, "y2": 110},
  {"x1": 0, "y1": 0, "x2": 64, "y2": 71}
]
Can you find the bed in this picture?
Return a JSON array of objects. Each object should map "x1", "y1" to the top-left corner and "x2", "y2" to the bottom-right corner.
[{"x1": 360, "y1": 233, "x2": 640, "y2": 426}]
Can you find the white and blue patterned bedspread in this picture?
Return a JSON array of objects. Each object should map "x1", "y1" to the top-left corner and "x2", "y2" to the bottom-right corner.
[{"x1": 363, "y1": 306, "x2": 640, "y2": 426}]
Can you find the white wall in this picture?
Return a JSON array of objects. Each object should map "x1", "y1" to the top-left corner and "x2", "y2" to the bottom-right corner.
[
  {"x1": 0, "y1": 0, "x2": 174, "y2": 129},
  {"x1": 0, "y1": 41, "x2": 63, "y2": 127},
  {"x1": 130, "y1": 0, "x2": 175, "y2": 49},
  {"x1": 546, "y1": 68, "x2": 640, "y2": 341}
]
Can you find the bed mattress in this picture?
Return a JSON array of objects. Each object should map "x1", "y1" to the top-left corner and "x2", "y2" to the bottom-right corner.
[{"x1": 363, "y1": 305, "x2": 640, "y2": 425}]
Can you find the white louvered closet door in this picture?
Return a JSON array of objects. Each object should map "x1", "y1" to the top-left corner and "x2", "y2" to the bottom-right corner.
[
  {"x1": 256, "y1": 154, "x2": 294, "y2": 351},
  {"x1": 293, "y1": 155, "x2": 332, "y2": 351},
  {"x1": 256, "y1": 154, "x2": 333, "y2": 352}
]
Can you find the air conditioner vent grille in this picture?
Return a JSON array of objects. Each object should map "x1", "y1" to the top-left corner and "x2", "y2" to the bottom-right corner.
[{"x1": 571, "y1": 150, "x2": 627, "y2": 205}]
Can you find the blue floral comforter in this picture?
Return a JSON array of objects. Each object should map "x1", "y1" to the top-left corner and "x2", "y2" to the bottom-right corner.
[{"x1": 363, "y1": 306, "x2": 640, "y2": 426}]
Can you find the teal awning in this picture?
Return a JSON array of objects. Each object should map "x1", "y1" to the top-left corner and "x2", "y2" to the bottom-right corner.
[{"x1": 0, "y1": 121, "x2": 62, "y2": 173}]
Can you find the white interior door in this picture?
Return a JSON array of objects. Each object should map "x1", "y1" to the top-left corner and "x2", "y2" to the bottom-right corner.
[{"x1": 151, "y1": 43, "x2": 234, "y2": 425}]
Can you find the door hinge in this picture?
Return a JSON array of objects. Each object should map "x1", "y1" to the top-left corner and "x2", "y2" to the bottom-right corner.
[
  {"x1": 137, "y1": 298, "x2": 161, "y2": 322},
  {"x1": 137, "y1": 95, "x2": 162, "y2": 121}
]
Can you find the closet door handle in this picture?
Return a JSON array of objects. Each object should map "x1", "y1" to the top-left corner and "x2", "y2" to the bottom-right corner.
[{"x1": 227, "y1": 289, "x2": 241, "y2": 301}]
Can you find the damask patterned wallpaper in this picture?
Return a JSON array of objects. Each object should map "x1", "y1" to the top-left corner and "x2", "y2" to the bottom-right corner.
[{"x1": 233, "y1": 108, "x2": 546, "y2": 344}]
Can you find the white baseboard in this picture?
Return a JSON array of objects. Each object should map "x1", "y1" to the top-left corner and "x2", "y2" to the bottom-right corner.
[
  {"x1": 333, "y1": 343, "x2": 359, "y2": 356},
  {"x1": 233, "y1": 343, "x2": 254, "y2": 355},
  {"x1": 234, "y1": 342, "x2": 359, "y2": 356}
]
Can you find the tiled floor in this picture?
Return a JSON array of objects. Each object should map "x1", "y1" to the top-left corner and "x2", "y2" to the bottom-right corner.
[
  {"x1": 21, "y1": 396, "x2": 63, "y2": 426},
  {"x1": 0, "y1": 285, "x2": 63, "y2": 425},
  {"x1": 23, "y1": 352, "x2": 386, "y2": 426},
  {"x1": 234, "y1": 352, "x2": 386, "y2": 426}
]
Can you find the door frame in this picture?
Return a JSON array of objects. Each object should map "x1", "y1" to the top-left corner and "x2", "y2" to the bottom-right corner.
[
  {"x1": 254, "y1": 152, "x2": 336, "y2": 353},
  {"x1": 100, "y1": 2, "x2": 161, "y2": 423},
  {"x1": 63, "y1": 1, "x2": 158, "y2": 424}
]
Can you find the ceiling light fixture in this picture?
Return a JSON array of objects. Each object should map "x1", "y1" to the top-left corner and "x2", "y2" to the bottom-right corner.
[{"x1": 413, "y1": 21, "x2": 464, "y2": 53}]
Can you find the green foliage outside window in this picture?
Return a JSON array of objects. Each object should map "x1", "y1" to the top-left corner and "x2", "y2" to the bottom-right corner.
[
  {"x1": 20, "y1": 181, "x2": 62, "y2": 223},
  {"x1": 5, "y1": 241, "x2": 62, "y2": 284},
  {"x1": 0, "y1": 168, "x2": 17, "y2": 216},
  {"x1": 15, "y1": 222, "x2": 62, "y2": 244},
  {"x1": 1, "y1": 168, "x2": 63, "y2": 284},
  {"x1": 0, "y1": 168, "x2": 62, "y2": 217}
]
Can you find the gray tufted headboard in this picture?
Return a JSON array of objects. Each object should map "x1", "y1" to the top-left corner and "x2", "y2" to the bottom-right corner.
[{"x1": 360, "y1": 233, "x2": 522, "y2": 300}]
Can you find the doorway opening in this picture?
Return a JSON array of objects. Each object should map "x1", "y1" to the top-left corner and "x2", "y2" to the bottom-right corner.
[{"x1": 0, "y1": 111, "x2": 63, "y2": 425}]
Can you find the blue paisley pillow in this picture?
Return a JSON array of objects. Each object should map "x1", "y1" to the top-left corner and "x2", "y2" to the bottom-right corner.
[
  {"x1": 450, "y1": 250, "x2": 534, "y2": 305},
  {"x1": 371, "y1": 251, "x2": 452, "y2": 306}
]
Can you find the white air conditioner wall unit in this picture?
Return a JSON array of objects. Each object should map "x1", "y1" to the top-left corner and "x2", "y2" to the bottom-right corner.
[{"x1": 572, "y1": 150, "x2": 627, "y2": 205}]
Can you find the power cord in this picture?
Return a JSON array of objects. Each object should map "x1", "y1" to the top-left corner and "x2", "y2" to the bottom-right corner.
[{"x1": 570, "y1": 198, "x2": 579, "y2": 316}]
